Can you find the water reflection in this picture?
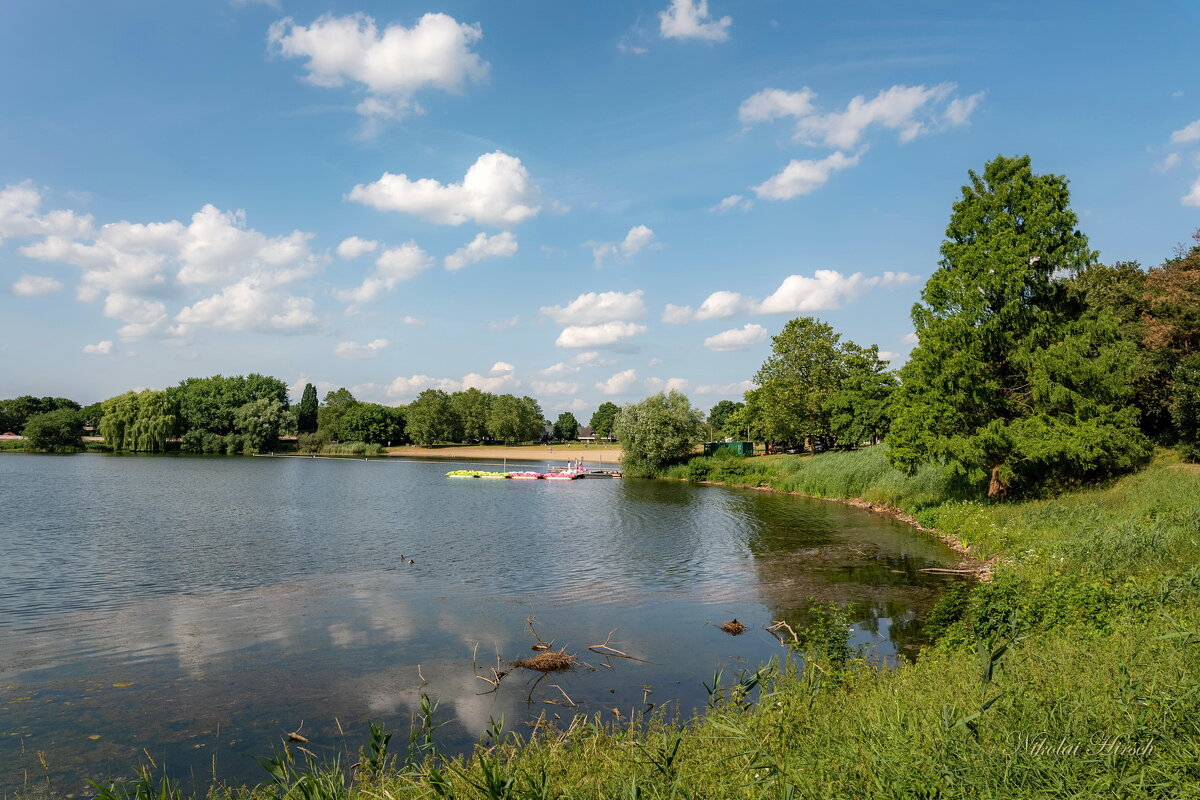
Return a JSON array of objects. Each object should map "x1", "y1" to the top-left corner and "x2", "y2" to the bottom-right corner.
[{"x1": 0, "y1": 454, "x2": 961, "y2": 792}]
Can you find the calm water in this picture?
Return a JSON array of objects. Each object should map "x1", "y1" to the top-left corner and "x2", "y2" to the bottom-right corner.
[{"x1": 0, "y1": 453, "x2": 959, "y2": 794}]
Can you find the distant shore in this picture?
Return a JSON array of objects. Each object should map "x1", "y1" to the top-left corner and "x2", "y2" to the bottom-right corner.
[{"x1": 383, "y1": 443, "x2": 621, "y2": 464}]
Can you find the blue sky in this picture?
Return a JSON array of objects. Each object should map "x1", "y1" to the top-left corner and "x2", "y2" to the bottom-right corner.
[{"x1": 2, "y1": 0, "x2": 1198, "y2": 418}]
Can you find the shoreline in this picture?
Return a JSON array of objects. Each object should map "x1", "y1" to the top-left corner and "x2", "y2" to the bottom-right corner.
[{"x1": 382, "y1": 444, "x2": 622, "y2": 464}]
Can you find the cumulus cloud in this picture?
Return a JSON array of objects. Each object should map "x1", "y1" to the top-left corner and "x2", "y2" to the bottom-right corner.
[
  {"x1": 711, "y1": 194, "x2": 753, "y2": 213},
  {"x1": 0, "y1": 181, "x2": 93, "y2": 243},
  {"x1": 385, "y1": 362, "x2": 518, "y2": 398},
  {"x1": 541, "y1": 290, "x2": 645, "y2": 324},
  {"x1": 334, "y1": 338, "x2": 389, "y2": 359},
  {"x1": 348, "y1": 151, "x2": 542, "y2": 227},
  {"x1": 541, "y1": 351, "x2": 607, "y2": 376},
  {"x1": 589, "y1": 225, "x2": 657, "y2": 266},
  {"x1": 268, "y1": 12, "x2": 488, "y2": 124},
  {"x1": 444, "y1": 231, "x2": 518, "y2": 271},
  {"x1": 82, "y1": 340, "x2": 114, "y2": 355},
  {"x1": 704, "y1": 323, "x2": 768, "y2": 351},
  {"x1": 596, "y1": 369, "x2": 639, "y2": 395},
  {"x1": 461, "y1": 361, "x2": 518, "y2": 392},
  {"x1": 11, "y1": 274, "x2": 63, "y2": 296},
  {"x1": 902, "y1": 331, "x2": 919, "y2": 345},
  {"x1": 662, "y1": 304, "x2": 694, "y2": 324},
  {"x1": 696, "y1": 290, "x2": 756, "y2": 320},
  {"x1": 337, "y1": 236, "x2": 378, "y2": 259},
  {"x1": 753, "y1": 151, "x2": 860, "y2": 200},
  {"x1": 556, "y1": 322, "x2": 647, "y2": 349},
  {"x1": 335, "y1": 241, "x2": 434, "y2": 307},
  {"x1": 1156, "y1": 152, "x2": 1182, "y2": 172},
  {"x1": 531, "y1": 380, "x2": 579, "y2": 395},
  {"x1": 1184, "y1": 177, "x2": 1200, "y2": 207},
  {"x1": 759, "y1": 270, "x2": 917, "y2": 313},
  {"x1": 1170, "y1": 120, "x2": 1200, "y2": 144},
  {"x1": 386, "y1": 374, "x2": 462, "y2": 397},
  {"x1": 176, "y1": 278, "x2": 320, "y2": 334},
  {"x1": 742, "y1": 83, "x2": 983, "y2": 149},
  {"x1": 644, "y1": 377, "x2": 690, "y2": 392},
  {"x1": 695, "y1": 380, "x2": 755, "y2": 395},
  {"x1": 659, "y1": 0, "x2": 731, "y2": 41}
]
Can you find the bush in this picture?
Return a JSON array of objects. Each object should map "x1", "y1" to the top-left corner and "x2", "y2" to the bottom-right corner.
[{"x1": 21, "y1": 408, "x2": 84, "y2": 451}]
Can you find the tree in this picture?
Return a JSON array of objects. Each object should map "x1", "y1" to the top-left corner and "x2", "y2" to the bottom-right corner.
[
  {"x1": 829, "y1": 344, "x2": 897, "y2": 448},
  {"x1": 79, "y1": 402, "x2": 104, "y2": 431},
  {"x1": 316, "y1": 388, "x2": 358, "y2": 439},
  {"x1": 589, "y1": 402, "x2": 619, "y2": 440},
  {"x1": 22, "y1": 408, "x2": 84, "y2": 450},
  {"x1": 450, "y1": 388, "x2": 494, "y2": 442},
  {"x1": 0, "y1": 395, "x2": 80, "y2": 434},
  {"x1": 340, "y1": 403, "x2": 405, "y2": 445},
  {"x1": 613, "y1": 390, "x2": 704, "y2": 477},
  {"x1": 553, "y1": 412, "x2": 580, "y2": 441},
  {"x1": 297, "y1": 383, "x2": 319, "y2": 434},
  {"x1": 406, "y1": 389, "x2": 459, "y2": 446},
  {"x1": 753, "y1": 317, "x2": 845, "y2": 449},
  {"x1": 234, "y1": 398, "x2": 286, "y2": 453},
  {"x1": 99, "y1": 390, "x2": 176, "y2": 452},
  {"x1": 487, "y1": 394, "x2": 543, "y2": 445},
  {"x1": 888, "y1": 155, "x2": 1151, "y2": 497},
  {"x1": 171, "y1": 374, "x2": 288, "y2": 440},
  {"x1": 1172, "y1": 354, "x2": 1200, "y2": 462},
  {"x1": 707, "y1": 400, "x2": 743, "y2": 438}
]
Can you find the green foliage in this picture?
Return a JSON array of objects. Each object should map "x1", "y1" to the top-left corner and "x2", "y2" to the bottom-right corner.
[
  {"x1": 406, "y1": 389, "x2": 461, "y2": 446},
  {"x1": 316, "y1": 387, "x2": 359, "y2": 439},
  {"x1": 889, "y1": 155, "x2": 1151, "y2": 497},
  {"x1": 297, "y1": 383, "x2": 319, "y2": 434},
  {"x1": 1172, "y1": 354, "x2": 1200, "y2": 460},
  {"x1": 79, "y1": 401, "x2": 104, "y2": 430},
  {"x1": 234, "y1": 397, "x2": 286, "y2": 454},
  {"x1": 614, "y1": 390, "x2": 704, "y2": 477},
  {"x1": 170, "y1": 374, "x2": 288, "y2": 438},
  {"x1": 0, "y1": 395, "x2": 80, "y2": 433},
  {"x1": 706, "y1": 400, "x2": 743, "y2": 435},
  {"x1": 100, "y1": 391, "x2": 176, "y2": 452},
  {"x1": 21, "y1": 407, "x2": 84, "y2": 450},
  {"x1": 828, "y1": 343, "x2": 897, "y2": 448},
  {"x1": 589, "y1": 401, "x2": 619, "y2": 439},
  {"x1": 487, "y1": 394, "x2": 544, "y2": 445},
  {"x1": 552, "y1": 411, "x2": 579, "y2": 441},
  {"x1": 450, "y1": 388, "x2": 494, "y2": 442},
  {"x1": 339, "y1": 403, "x2": 405, "y2": 445},
  {"x1": 753, "y1": 317, "x2": 845, "y2": 447}
]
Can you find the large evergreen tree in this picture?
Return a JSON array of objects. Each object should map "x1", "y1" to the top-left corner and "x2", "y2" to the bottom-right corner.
[
  {"x1": 297, "y1": 383, "x2": 318, "y2": 434},
  {"x1": 889, "y1": 155, "x2": 1150, "y2": 497}
]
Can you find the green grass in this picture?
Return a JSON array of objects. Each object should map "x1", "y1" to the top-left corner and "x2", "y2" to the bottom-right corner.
[{"x1": 76, "y1": 450, "x2": 1200, "y2": 799}]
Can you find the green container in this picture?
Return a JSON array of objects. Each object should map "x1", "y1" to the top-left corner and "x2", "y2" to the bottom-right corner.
[{"x1": 703, "y1": 441, "x2": 754, "y2": 457}]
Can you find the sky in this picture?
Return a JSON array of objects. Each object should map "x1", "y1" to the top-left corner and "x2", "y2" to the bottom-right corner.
[{"x1": 2, "y1": 0, "x2": 1198, "y2": 418}]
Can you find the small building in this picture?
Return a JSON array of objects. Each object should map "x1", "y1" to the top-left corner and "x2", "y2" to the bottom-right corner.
[
  {"x1": 577, "y1": 426, "x2": 615, "y2": 443},
  {"x1": 703, "y1": 441, "x2": 754, "y2": 457}
]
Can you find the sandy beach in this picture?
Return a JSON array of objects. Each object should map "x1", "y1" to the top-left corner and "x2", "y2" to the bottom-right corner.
[{"x1": 383, "y1": 443, "x2": 622, "y2": 464}]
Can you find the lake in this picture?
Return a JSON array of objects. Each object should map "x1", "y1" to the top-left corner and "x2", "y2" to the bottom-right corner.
[{"x1": 0, "y1": 453, "x2": 960, "y2": 794}]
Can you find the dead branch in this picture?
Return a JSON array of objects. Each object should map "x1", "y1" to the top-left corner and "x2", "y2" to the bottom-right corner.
[
  {"x1": 587, "y1": 629, "x2": 655, "y2": 663},
  {"x1": 766, "y1": 620, "x2": 799, "y2": 646}
]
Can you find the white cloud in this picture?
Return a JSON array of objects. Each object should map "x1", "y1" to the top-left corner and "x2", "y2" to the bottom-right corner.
[
  {"x1": 695, "y1": 380, "x2": 755, "y2": 395},
  {"x1": 11, "y1": 274, "x2": 63, "y2": 296},
  {"x1": 444, "y1": 230, "x2": 518, "y2": 271},
  {"x1": 288, "y1": 377, "x2": 339, "y2": 402},
  {"x1": 556, "y1": 322, "x2": 648, "y2": 348},
  {"x1": 176, "y1": 278, "x2": 320, "y2": 334},
  {"x1": 596, "y1": 369, "x2": 639, "y2": 395},
  {"x1": 348, "y1": 151, "x2": 542, "y2": 227},
  {"x1": 1184, "y1": 176, "x2": 1200, "y2": 207},
  {"x1": 696, "y1": 290, "x2": 756, "y2": 320},
  {"x1": 386, "y1": 374, "x2": 462, "y2": 397},
  {"x1": 337, "y1": 236, "x2": 378, "y2": 259},
  {"x1": 590, "y1": 225, "x2": 658, "y2": 266},
  {"x1": 335, "y1": 241, "x2": 434, "y2": 307},
  {"x1": 1170, "y1": 120, "x2": 1200, "y2": 144},
  {"x1": 488, "y1": 315, "x2": 520, "y2": 331},
  {"x1": 103, "y1": 293, "x2": 181, "y2": 341},
  {"x1": 175, "y1": 205, "x2": 319, "y2": 287},
  {"x1": 541, "y1": 289, "x2": 645, "y2": 324},
  {"x1": 741, "y1": 83, "x2": 982, "y2": 149},
  {"x1": 753, "y1": 151, "x2": 860, "y2": 200},
  {"x1": 531, "y1": 380, "x2": 579, "y2": 395},
  {"x1": 878, "y1": 351, "x2": 900, "y2": 363},
  {"x1": 662, "y1": 303, "x2": 694, "y2": 324},
  {"x1": 704, "y1": 323, "x2": 768, "y2": 351},
  {"x1": 401, "y1": 315, "x2": 423, "y2": 326},
  {"x1": 0, "y1": 181, "x2": 93, "y2": 243},
  {"x1": 738, "y1": 88, "x2": 816, "y2": 125},
  {"x1": 1156, "y1": 153, "x2": 1182, "y2": 172},
  {"x1": 902, "y1": 331, "x2": 919, "y2": 345},
  {"x1": 659, "y1": 0, "x2": 731, "y2": 42},
  {"x1": 644, "y1": 377, "x2": 690, "y2": 392},
  {"x1": 334, "y1": 338, "x2": 389, "y2": 359},
  {"x1": 267, "y1": 12, "x2": 488, "y2": 124},
  {"x1": 82, "y1": 340, "x2": 114, "y2": 355},
  {"x1": 758, "y1": 270, "x2": 870, "y2": 313},
  {"x1": 461, "y1": 361, "x2": 519, "y2": 392},
  {"x1": 541, "y1": 351, "x2": 607, "y2": 376},
  {"x1": 711, "y1": 194, "x2": 753, "y2": 213}
]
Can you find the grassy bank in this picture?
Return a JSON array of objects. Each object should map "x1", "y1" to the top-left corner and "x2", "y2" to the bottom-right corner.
[{"x1": 91, "y1": 451, "x2": 1200, "y2": 799}]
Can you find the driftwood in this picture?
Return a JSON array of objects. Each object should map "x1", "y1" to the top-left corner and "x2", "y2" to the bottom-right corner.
[{"x1": 587, "y1": 629, "x2": 655, "y2": 663}]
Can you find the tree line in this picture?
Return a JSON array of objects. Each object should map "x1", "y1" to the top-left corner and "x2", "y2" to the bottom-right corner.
[{"x1": 613, "y1": 155, "x2": 1200, "y2": 496}]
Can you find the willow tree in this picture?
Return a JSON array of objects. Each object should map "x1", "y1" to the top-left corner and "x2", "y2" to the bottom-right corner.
[
  {"x1": 614, "y1": 391, "x2": 703, "y2": 476},
  {"x1": 888, "y1": 155, "x2": 1150, "y2": 497},
  {"x1": 100, "y1": 390, "x2": 175, "y2": 452}
]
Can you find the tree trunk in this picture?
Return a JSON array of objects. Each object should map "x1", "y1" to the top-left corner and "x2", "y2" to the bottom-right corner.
[{"x1": 987, "y1": 464, "x2": 1008, "y2": 499}]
